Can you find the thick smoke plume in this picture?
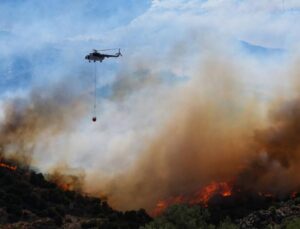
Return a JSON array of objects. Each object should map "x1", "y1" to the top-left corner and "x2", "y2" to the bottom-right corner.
[
  {"x1": 85, "y1": 55, "x2": 264, "y2": 211},
  {"x1": 84, "y1": 54, "x2": 300, "y2": 211},
  {"x1": 0, "y1": 77, "x2": 89, "y2": 166},
  {"x1": 239, "y1": 96, "x2": 300, "y2": 194},
  {"x1": 1, "y1": 46, "x2": 300, "y2": 214}
]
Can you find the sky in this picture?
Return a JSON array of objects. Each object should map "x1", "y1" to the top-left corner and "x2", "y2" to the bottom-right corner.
[
  {"x1": 2, "y1": 0, "x2": 300, "y2": 211},
  {"x1": 0, "y1": 0, "x2": 299, "y2": 93},
  {"x1": 0, "y1": 0, "x2": 150, "y2": 91}
]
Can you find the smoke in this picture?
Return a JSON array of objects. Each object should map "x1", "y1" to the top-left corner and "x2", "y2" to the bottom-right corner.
[
  {"x1": 81, "y1": 51, "x2": 300, "y2": 212},
  {"x1": 83, "y1": 51, "x2": 275, "y2": 211},
  {"x1": 239, "y1": 94, "x2": 300, "y2": 194},
  {"x1": 80, "y1": 50, "x2": 292, "y2": 210},
  {"x1": 1, "y1": 37, "x2": 300, "y2": 214},
  {"x1": 0, "y1": 76, "x2": 89, "y2": 165},
  {"x1": 48, "y1": 162, "x2": 85, "y2": 192}
]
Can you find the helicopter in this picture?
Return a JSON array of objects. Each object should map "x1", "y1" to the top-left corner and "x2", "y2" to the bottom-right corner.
[
  {"x1": 86, "y1": 48, "x2": 122, "y2": 122},
  {"x1": 85, "y1": 48, "x2": 122, "y2": 62}
]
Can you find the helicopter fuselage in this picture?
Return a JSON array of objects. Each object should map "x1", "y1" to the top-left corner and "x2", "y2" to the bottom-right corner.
[
  {"x1": 85, "y1": 51, "x2": 121, "y2": 63},
  {"x1": 85, "y1": 53, "x2": 105, "y2": 62}
]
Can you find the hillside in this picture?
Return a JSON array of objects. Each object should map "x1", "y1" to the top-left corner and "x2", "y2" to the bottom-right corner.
[
  {"x1": 0, "y1": 160, "x2": 151, "y2": 229},
  {"x1": 2, "y1": 158, "x2": 300, "y2": 229}
]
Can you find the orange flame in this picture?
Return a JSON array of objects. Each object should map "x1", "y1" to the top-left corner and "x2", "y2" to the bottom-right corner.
[
  {"x1": 0, "y1": 162, "x2": 17, "y2": 171},
  {"x1": 58, "y1": 183, "x2": 72, "y2": 191},
  {"x1": 152, "y1": 181, "x2": 232, "y2": 216}
]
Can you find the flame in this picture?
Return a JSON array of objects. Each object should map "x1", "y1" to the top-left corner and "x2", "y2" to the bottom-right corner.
[
  {"x1": 291, "y1": 192, "x2": 297, "y2": 199},
  {"x1": 151, "y1": 181, "x2": 300, "y2": 216},
  {"x1": 190, "y1": 182, "x2": 232, "y2": 204},
  {"x1": 0, "y1": 161, "x2": 17, "y2": 171},
  {"x1": 152, "y1": 181, "x2": 232, "y2": 216},
  {"x1": 58, "y1": 183, "x2": 72, "y2": 191}
]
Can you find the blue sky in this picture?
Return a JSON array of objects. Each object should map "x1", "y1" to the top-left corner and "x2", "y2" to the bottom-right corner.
[
  {"x1": 0, "y1": 0, "x2": 299, "y2": 96},
  {"x1": 0, "y1": 0, "x2": 151, "y2": 92}
]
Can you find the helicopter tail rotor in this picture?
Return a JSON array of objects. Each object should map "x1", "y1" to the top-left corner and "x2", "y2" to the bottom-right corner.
[{"x1": 117, "y1": 49, "x2": 122, "y2": 57}]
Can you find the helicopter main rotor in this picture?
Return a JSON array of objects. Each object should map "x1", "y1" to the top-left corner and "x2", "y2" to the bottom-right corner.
[{"x1": 93, "y1": 48, "x2": 119, "y2": 53}]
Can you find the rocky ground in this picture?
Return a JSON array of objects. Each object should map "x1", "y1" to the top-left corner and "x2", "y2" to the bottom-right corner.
[{"x1": 239, "y1": 199, "x2": 300, "y2": 228}]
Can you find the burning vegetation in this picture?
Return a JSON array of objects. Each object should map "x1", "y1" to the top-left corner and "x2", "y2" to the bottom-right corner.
[
  {"x1": 151, "y1": 179, "x2": 300, "y2": 218},
  {"x1": 0, "y1": 161, "x2": 17, "y2": 171},
  {"x1": 152, "y1": 181, "x2": 232, "y2": 216}
]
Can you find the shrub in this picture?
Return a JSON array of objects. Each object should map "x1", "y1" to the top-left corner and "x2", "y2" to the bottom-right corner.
[
  {"x1": 285, "y1": 217, "x2": 300, "y2": 229},
  {"x1": 218, "y1": 217, "x2": 238, "y2": 229},
  {"x1": 142, "y1": 204, "x2": 215, "y2": 229}
]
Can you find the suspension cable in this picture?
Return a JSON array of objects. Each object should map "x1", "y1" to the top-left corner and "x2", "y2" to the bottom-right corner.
[{"x1": 93, "y1": 62, "x2": 97, "y2": 122}]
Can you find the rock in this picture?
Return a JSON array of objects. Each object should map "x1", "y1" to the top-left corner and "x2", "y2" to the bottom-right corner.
[{"x1": 239, "y1": 203, "x2": 300, "y2": 228}]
